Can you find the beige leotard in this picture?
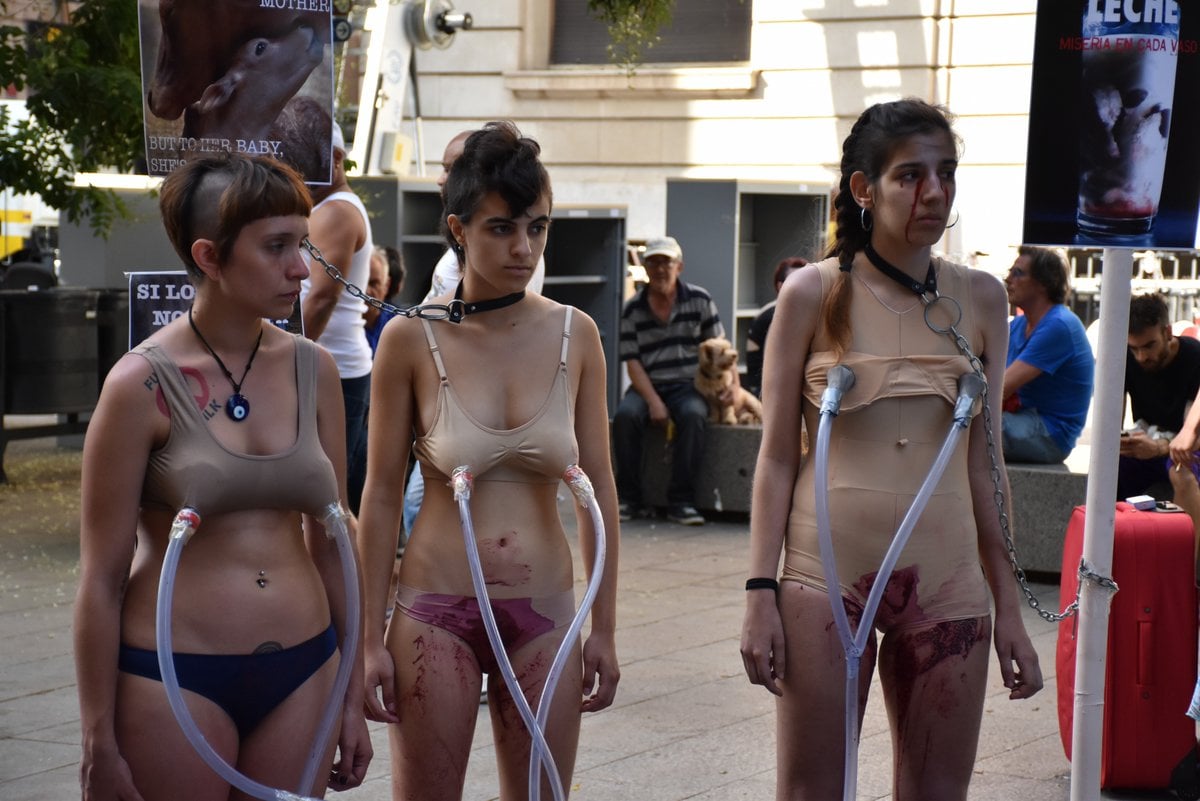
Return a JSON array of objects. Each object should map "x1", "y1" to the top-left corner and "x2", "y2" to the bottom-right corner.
[
  {"x1": 137, "y1": 336, "x2": 338, "y2": 518},
  {"x1": 782, "y1": 257, "x2": 991, "y2": 630},
  {"x1": 412, "y1": 307, "x2": 579, "y2": 486}
]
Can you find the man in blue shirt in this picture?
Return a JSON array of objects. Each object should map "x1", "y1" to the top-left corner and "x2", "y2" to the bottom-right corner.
[{"x1": 1002, "y1": 246, "x2": 1095, "y2": 464}]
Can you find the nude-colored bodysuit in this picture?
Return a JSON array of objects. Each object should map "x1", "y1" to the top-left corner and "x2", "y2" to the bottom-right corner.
[
  {"x1": 782, "y1": 257, "x2": 991, "y2": 631},
  {"x1": 136, "y1": 337, "x2": 339, "y2": 518},
  {"x1": 412, "y1": 307, "x2": 579, "y2": 486}
]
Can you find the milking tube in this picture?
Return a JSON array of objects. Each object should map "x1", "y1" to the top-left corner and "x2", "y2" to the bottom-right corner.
[
  {"x1": 451, "y1": 464, "x2": 607, "y2": 801},
  {"x1": 814, "y1": 370, "x2": 985, "y2": 801},
  {"x1": 155, "y1": 505, "x2": 362, "y2": 801}
]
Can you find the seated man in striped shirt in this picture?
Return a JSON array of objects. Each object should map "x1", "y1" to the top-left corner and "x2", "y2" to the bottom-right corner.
[{"x1": 614, "y1": 236, "x2": 728, "y2": 526}]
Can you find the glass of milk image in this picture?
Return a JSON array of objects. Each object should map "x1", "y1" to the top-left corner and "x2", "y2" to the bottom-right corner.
[{"x1": 1077, "y1": 0, "x2": 1180, "y2": 238}]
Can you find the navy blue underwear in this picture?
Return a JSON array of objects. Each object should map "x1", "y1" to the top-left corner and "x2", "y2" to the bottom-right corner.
[{"x1": 118, "y1": 624, "x2": 337, "y2": 737}]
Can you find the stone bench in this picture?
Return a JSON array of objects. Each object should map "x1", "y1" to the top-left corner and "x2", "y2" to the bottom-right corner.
[
  {"x1": 1005, "y1": 462, "x2": 1088, "y2": 578},
  {"x1": 639, "y1": 423, "x2": 761, "y2": 514},
  {"x1": 631, "y1": 424, "x2": 1089, "y2": 578}
]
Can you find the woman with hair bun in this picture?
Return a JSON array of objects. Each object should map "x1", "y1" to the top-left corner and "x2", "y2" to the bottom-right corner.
[
  {"x1": 740, "y1": 98, "x2": 1042, "y2": 799},
  {"x1": 358, "y1": 121, "x2": 620, "y2": 800}
]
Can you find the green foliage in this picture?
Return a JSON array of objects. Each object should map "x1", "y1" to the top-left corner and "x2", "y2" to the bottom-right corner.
[
  {"x1": 586, "y1": 0, "x2": 676, "y2": 73},
  {"x1": 0, "y1": 0, "x2": 143, "y2": 236}
]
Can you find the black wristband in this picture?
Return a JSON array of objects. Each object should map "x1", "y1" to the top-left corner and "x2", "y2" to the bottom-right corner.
[{"x1": 745, "y1": 577, "x2": 779, "y2": 592}]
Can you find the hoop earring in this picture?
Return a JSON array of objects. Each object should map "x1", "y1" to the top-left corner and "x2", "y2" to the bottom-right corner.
[
  {"x1": 860, "y1": 206, "x2": 872, "y2": 232},
  {"x1": 946, "y1": 210, "x2": 960, "y2": 230}
]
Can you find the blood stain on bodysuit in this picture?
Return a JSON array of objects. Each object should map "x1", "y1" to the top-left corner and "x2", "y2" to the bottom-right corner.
[
  {"x1": 853, "y1": 565, "x2": 922, "y2": 621},
  {"x1": 890, "y1": 617, "x2": 989, "y2": 719}
]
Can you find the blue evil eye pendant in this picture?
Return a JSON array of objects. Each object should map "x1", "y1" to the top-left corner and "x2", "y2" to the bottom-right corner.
[{"x1": 225, "y1": 393, "x2": 250, "y2": 422}]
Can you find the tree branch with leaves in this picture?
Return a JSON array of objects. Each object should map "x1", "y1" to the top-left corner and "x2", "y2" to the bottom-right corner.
[
  {"x1": 0, "y1": 0, "x2": 143, "y2": 236},
  {"x1": 587, "y1": 0, "x2": 675, "y2": 73}
]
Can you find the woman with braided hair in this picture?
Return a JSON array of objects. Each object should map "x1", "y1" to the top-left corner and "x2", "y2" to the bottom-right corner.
[{"x1": 739, "y1": 98, "x2": 1042, "y2": 799}]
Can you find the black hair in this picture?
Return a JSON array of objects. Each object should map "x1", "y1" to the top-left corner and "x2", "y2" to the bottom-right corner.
[
  {"x1": 441, "y1": 120, "x2": 553, "y2": 262},
  {"x1": 1128, "y1": 292, "x2": 1170, "y2": 335}
]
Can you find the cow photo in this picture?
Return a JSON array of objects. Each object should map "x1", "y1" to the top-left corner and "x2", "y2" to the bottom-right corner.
[{"x1": 136, "y1": 0, "x2": 335, "y2": 183}]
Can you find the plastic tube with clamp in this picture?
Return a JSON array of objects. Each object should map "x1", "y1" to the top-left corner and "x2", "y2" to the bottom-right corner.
[
  {"x1": 452, "y1": 464, "x2": 607, "y2": 801},
  {"x1": 814, "y1": 370, "x2": 985, "y2": 801},
  {"x1": 155, "y1": 505, "x2": 362, "y2": 800},
  {"x1": 527, "y1": 464, "x2": 607, "y2": 801}
]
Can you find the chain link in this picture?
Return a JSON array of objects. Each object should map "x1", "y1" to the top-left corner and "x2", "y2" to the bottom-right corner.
[
  {"x1": 919, "y1": 290, "x2": 1118, "y2": 623},
  {"x1": 301, "y1": 238, "x2": 467, "y2": 321}
]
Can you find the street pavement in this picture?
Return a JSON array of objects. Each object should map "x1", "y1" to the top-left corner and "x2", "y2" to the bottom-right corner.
[{"x1": 0, "y1": 433, "x2": 1181, "y2": 800}]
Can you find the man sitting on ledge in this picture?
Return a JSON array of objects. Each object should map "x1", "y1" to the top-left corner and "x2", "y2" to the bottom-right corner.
[
  {"x1": 613, "y1": 236, "x2": 727, "y2": 526},
  {"x1": 1001, "y1": 246, "x2": 1094, "y2": 464}
]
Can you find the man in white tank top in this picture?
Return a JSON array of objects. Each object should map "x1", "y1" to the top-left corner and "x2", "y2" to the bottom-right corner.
[{"x1": 301, "y1": 124, "x2": 375, "y2": 513}]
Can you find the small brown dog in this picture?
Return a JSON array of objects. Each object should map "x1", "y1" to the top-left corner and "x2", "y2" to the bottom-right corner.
[{"x1": 695, "y1": 337, "x2": 764, "y2": 425}]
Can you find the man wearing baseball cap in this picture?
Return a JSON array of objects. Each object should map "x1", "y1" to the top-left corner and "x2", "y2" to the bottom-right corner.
[{"x1": 614, "y1": 235, "x2": 726, "y2": 525}]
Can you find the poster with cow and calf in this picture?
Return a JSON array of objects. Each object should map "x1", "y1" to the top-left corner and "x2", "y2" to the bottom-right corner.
[{"x1": 136, "y1": 0, "x2": 336, "y2": 184}]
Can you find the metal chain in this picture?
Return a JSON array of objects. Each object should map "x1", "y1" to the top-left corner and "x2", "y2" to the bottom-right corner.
[
  {"x1": 919, "y1": 290, "x2": 1118, "y2": 623},
  {"x1": 301, "y1": 238, "x2": 466, "y2": 321}
]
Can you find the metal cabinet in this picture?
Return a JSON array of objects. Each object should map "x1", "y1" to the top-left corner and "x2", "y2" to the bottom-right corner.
[{"x1": 665, "y1": 178, "x2": 830, "y2": 356}]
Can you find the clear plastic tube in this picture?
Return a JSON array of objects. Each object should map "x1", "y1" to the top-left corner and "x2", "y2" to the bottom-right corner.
[
  {"x1": 298, "y1": 503, "x2": 361, "y2": 795},
  {"x1": 452, "y1": 465, "x2": 606, "y2": 801},
  {"x1": 814, "y1": 371, "x2": 983, "y2": 801},
  {"x1": 155, "y1": 504, "x2": 362, "y2": 801},
  {"x1": 527, "y1": 465, "x2": 607, "y2": 801},
  {"x1": 451, "y1": 467, "x2": 566, "y2": 801}
]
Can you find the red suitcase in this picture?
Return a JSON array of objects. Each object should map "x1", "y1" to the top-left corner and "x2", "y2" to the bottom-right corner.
[{"x1": 1057, "y1": 502, "x2": 1198, "y2": 790}]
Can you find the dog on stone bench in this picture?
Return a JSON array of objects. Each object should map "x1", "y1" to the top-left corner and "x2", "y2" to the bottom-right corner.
[{"x1": 695, "y1": 337, "x2": 764, "y2": 425}]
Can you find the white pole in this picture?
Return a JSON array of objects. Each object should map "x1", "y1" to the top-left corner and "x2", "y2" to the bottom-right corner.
[{"x1": 1069, "y1": 246, "x2": 1132, "y2": 801}]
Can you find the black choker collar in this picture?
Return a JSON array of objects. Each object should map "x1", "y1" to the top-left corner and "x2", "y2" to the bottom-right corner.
[
  {"x1": 449, "y1": 281, "x2": 525, "y2": 323},
  {"x1": 864, "y1": 243, "x2": 937, "y2": 297}
]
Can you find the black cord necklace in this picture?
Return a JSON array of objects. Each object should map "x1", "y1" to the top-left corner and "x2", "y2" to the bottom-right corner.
[
  {"x1": 864, "y1": 242, "x2": 938, "y2": 297},
  {"x1": 448, "y1": 280, "x2": 525, "y2": 323},
  {"x1": 187, "y1": 306, "x2": 264, "y2": 422}
]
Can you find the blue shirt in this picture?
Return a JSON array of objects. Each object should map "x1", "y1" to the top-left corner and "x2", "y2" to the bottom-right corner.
[
  {"x1": 365, "y1": 308, "x2": 398, "y2": 357},
  {"x1": 1007, "y1": 305, "x2": 1095, "y2": 454}
]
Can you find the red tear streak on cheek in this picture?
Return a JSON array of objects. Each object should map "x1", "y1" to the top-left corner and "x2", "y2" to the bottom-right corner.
[{"x1": 906, "y1": 178, "x2": 924, "y2": 243}]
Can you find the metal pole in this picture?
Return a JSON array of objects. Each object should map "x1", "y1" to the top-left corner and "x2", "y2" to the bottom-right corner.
[{"x1": 1069, "y1": 246, "x2": 1132, "y2": 801}]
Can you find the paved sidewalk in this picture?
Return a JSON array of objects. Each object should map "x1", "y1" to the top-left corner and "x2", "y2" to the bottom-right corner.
[{"x1": 0, "y1": 437, "x2": 1179, "y2": 800}]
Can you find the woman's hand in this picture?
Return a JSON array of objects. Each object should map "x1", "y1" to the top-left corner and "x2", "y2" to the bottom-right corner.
[
  {"x1": 993, "y1": 609, "x2": 1043, "y2": 700},
  {"x1": 580, "y1": 631, "x2": 620, "y2": 713},
  {"x1": 362, "y1": 639, "x2": 399, "y2": 724},
  {"x1": 740, "y1": 592, "x2": 786, "y2": 696},
  {"x1": 326, "y1": 704, "x2": 373, "y2": 792},
  {"x1": 80, "y1": 740, "x2": 145, "y2": 801}
]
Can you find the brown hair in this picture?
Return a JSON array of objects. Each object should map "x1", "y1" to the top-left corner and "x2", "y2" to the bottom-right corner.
[
  {"x1": 1017, "y1": 245, "x2": 1071, "y2": 305},
  {"x1": 159, "y1": 153, "x2": 312, "y2": 280},
  {"x1": 821, "y1": 98, "x2": 959, "y2": 356}
]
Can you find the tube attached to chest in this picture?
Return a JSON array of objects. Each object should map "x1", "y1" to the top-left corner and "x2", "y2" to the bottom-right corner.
[
  {"x1": 814, "y1": 368, "x2": 984, "y2": 801},
  {"x1": 452, "y1": 464, "x2": 607, "y2": 801},
  {"x1": 155, "y1": 504, "x2": 360, "y2": 801}
]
